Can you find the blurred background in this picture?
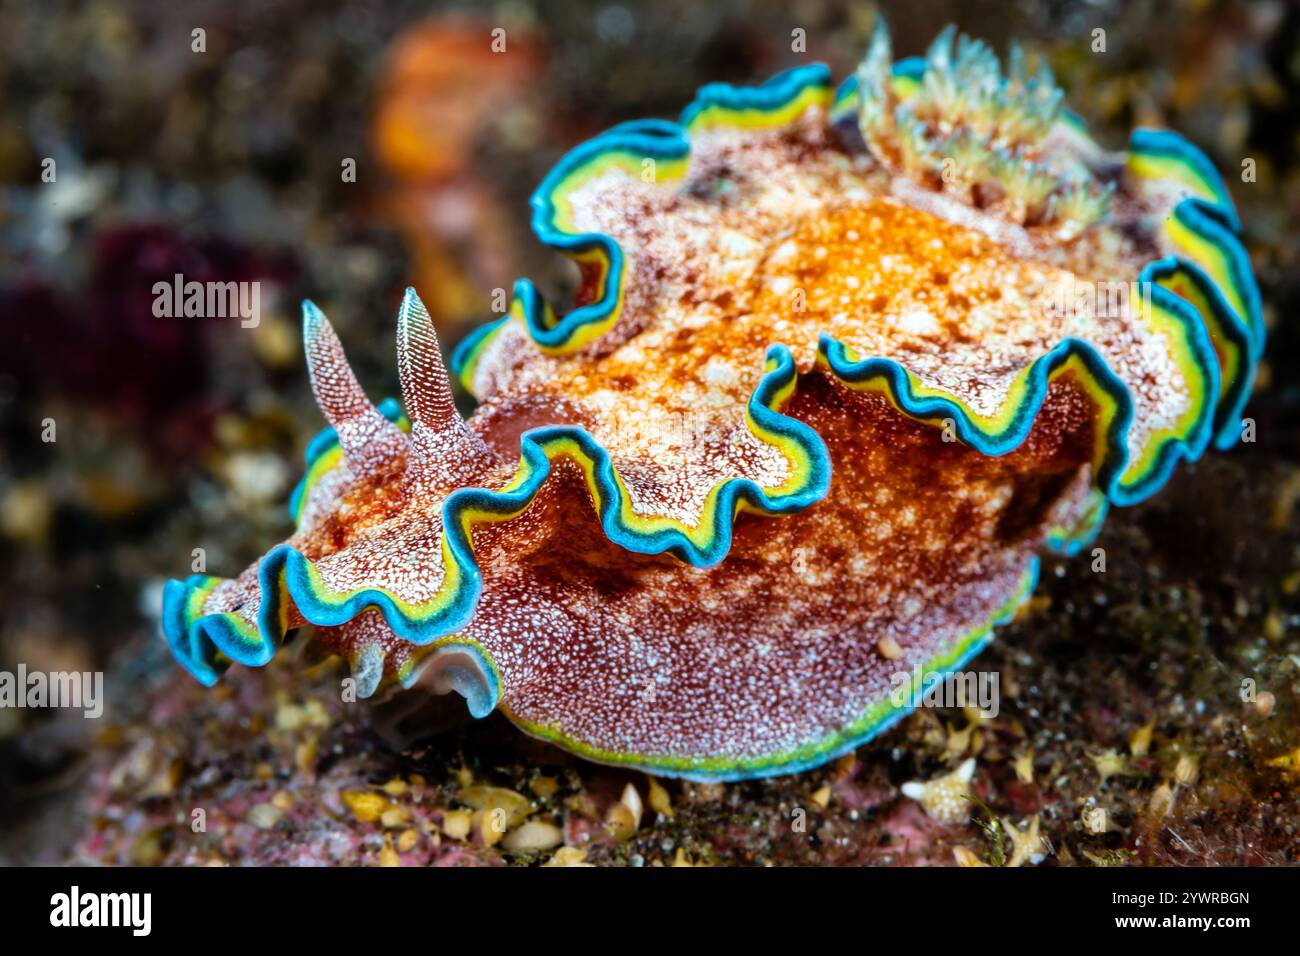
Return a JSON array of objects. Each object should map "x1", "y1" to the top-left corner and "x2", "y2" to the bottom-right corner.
[{"x1": 1, "y1": 0, "x2": 1298, "y2": 865}]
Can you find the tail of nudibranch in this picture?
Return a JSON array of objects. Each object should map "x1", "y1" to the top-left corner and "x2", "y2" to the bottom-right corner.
[{"x1": 165, "y1": 20, "x2": 1263, "y2": 781}]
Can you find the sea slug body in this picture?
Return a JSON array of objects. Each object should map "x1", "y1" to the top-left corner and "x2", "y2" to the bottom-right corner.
[{"x1": 163, "y1": 22, "x2": 1261, "y2": 781}]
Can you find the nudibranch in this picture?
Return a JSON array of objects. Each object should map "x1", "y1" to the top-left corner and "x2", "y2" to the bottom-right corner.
[{"x1": 164, "y1": 23, "x2": 1262, "y2": 781}]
